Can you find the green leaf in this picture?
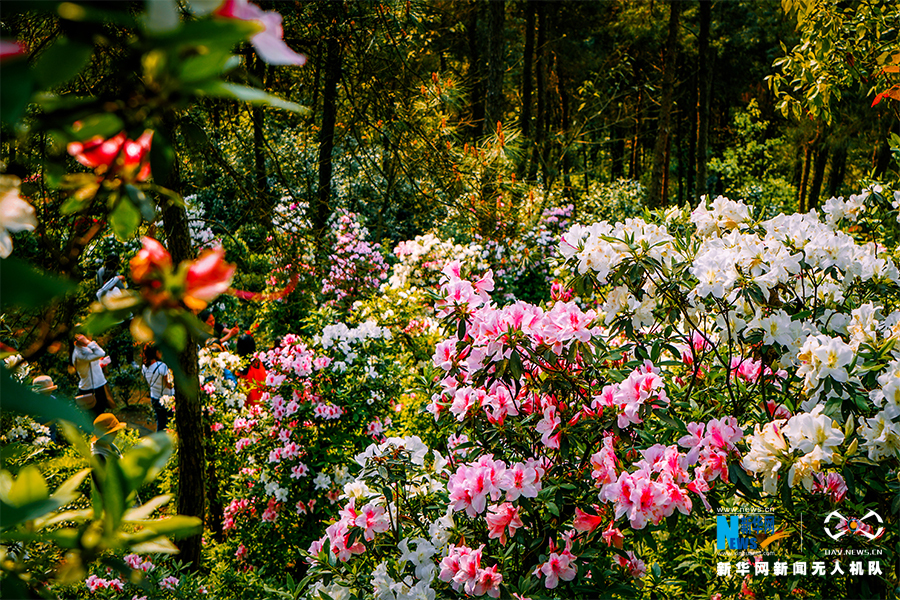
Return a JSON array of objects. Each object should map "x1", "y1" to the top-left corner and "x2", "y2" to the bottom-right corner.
[
  {"x1": 123, "y1": 494, "x2": 172, "y2": 521},
  {"x1": 132, "y1": 515, "x2": 202, "y2": 538},
  {"x1": 119, "y1": 433, "x2": 173, "y2": 495},
  {"x1": 102, "y1": 458, "x2": 127, "y2": 533},
  {"x1": 196, "y1": 81, "x2": 307, "y2": 113},
  {"x1": 4, "y1": 465, "x2": 48, "y2": 506},
  {"x1": 149, "y1": 128, "x2": 175, "y2": 184},
  {"x1": 124, "y1": 184, "x2": 156, "y2": 221},
  {"x1": 0, "y1": 60, "x2": 34, "y2": 125},
  {"x1": 32, "y1": 37, "x2": 93, "y2": 89},
  {"x1": 110, "y1": 196, "x2": 143, "y2": 241},
  {"x1": 728, "y1": 463, "x2": 760, "y2": 501},
  {"x1": 0, "y1": 369, "x2": 92, "y2": 432},
  {"x1": 0, "y1": 257, "x2": 76, "y2": 309},
  {"x1": 66, "y1": 112, "x2": 125, "y2": 142}
]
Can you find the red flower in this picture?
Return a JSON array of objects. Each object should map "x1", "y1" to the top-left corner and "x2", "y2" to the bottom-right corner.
[
  {"x1": 130, "y1": 237, "x2": 172, "y2": 283},
  {"x1": 214, "y1": 0, "x2": 306, "y2": 66},
  {"x1": 183, "y1": 246, "x2": 235, "y2": 310},
  {"x1": 67, "y1": 130, "x2": 153, "y2": 182},
  {"x1": 0, "y1": 40, "x2": 27, "y2": 62}
]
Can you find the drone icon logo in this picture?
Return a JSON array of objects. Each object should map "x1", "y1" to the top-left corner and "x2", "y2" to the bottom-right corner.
[{"x1": 824, "y1": 510, "x2": 884, "y2": 541}]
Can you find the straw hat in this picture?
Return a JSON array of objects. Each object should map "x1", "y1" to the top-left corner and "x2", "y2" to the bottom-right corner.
[
  {"x1": 32, "y1": 375, "x2": 57, "y2": 393},
  {"x1": 92, "y1": 413, "x2": 127, "y2": 441}
]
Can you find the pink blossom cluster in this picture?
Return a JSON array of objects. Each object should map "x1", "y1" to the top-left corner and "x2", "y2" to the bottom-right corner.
[
  {"x1": 447, "y1": 455, "x2": 542, "y2": 518},
  {"x1": 124, "y1": 554, "x2": 155, "y2": 572},
  {"x1": 159, "y1": 575, "x2": 179, "y2": 591},
  {"x1": 223, "y1": 498, "x2": 254, "y2": 531},
  {"x1": 812, "y1": 472, "x2": 848, "y2": 503},
  {"x1": 85, "y1": 575, "x2": 124, "y2": 593},
  {"x1": 591, "y1": 361, "x2": 669, "y2": 429},
  {"x1": 438, "y1": 543, "x2": 503, "y2": 598},
  {"x1": 261, "y1": 336, "x2": 323, "y2": 378},
  {"x1": 311, "y1": 498, "x2": 391, "y2": 562},
  {"x1": 435, "y1": 260, "x2": 495, "y2": 318},
  {"x1": 320, "y1": 210, "x2": 389, "y2": 304},
  {"x1": 730, "y1": 356, "x2": 787, "y2": 386},
  {"x1": 312, "y1": 402, "x2": 344, "y2": 420},
  {"x1": 597, "y1": 417, "x2": 743, "y2": 529},
  {"x1": 612, "y1": 550, "x2": 647, "y2": 578},
  {"x1": 533, "y1": 536, "x2": 578, "y2": 589},
  {"x1": 261, "y1": 497, "x2": 281, "y2": 522}
]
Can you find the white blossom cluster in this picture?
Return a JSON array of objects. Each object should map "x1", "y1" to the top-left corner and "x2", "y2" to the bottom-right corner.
[
  {"x1": 386, "y1": 233, "x2": 488, "y2": 291},
  {"x1": 742, "y1": 406, "x2": 845, "y2": 494},
  {"x1": 1, "y1": 416, "x2": 51, "y2": 446},
  {"x1": 315, "y1": 320, "x2": 392, "y2": 370},
  {"x1": 198, "y1": 349, "x2": 246, "y2": 408}
]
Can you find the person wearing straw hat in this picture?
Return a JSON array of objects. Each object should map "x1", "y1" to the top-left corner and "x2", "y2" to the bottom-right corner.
[
  {"x1": 31, "y1": 375, "x2": 62, "y2": 444},
  {"x1": 90, "y1": 413, "x2": 126, "y2": 466}
]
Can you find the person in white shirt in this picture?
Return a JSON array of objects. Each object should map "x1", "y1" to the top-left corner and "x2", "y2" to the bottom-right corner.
[
  {"x1": 72, "y1": 334, "x2": 114, "y2": 416},
  {"x1": 142, "y1": 343, "x2": 173, "y2": 432}
]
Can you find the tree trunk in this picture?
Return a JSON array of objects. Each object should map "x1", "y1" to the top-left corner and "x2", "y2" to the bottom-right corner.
[
  {"x1": 873, "y1": 120, "x2": 899, "y2": 179},
  {"x1": 314, "y1": 35, "x2": 341, "y2": 243},
  {"x1": 648, "y1": 0, "x2": 681, "y2": 208},
  {"x1": 159, "y1": 127, "x2": 204, "y2": 569},
  {"x1": 467, "y1": 0, "x2": 484, "y2": 142},
  {"x1": 483, "y1": 0, "x2": 505, "y2": 137},
  {"x1": 251, "y1": 56, "x2": 272, "y2": 228},
  {"x1": 528, "y1": 1, "x2": 547, "y2": 183},
  {"x1": 520, "y1": 0, "x2": 535, "y2": 140},
  {"x1": 827, "y1": 145, "x2": 847, "y2": 199},
  {"x1": 798, "y1": 143, "x2": 812, "y2": 212},
  {"x1": 560, "y1": 75, "x2": 572, "y2": 199},
  {"x1": 807, "y1": 144, "x2": 829, "y2": 210},
  {"x1": 686, "y1": 70, "x2": 697, "y2": 204},
  {"x1": 696, "y1": 0, "x2": 712, "y2": 200}
]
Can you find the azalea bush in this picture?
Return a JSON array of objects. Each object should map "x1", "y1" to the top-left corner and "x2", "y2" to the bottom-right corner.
[
  {"x1": 198, "y1": 311, "x2": 421, "y2": 578},
  {"x1": 299, "y1": 188, "x2": 900, "y2": 599}
]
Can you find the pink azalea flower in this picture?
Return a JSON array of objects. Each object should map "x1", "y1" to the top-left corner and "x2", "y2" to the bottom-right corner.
[
  {"x1": 485, "y1": 502, "x2": 523, "y2": 545},
  {"x1": 214, "y1": 0, "x2": 306, "y2": 65}
]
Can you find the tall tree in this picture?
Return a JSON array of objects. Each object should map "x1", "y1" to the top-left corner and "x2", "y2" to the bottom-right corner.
[
  {"x1": 696, "y1": 0, "x2": 712, "y2": 201},
  {"x1": 648, "y1": 0, "x2": 682, "y2": 207}
]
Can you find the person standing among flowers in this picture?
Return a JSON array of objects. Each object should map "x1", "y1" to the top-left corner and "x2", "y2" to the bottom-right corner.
[
  {"x1": 72, "y1": 333, "x2": 115, "y2": 417},
  {"x1": 236, "y1": 333, "x2": 266, "y2": 407},
  {"x1": 142, "y1": 343, "x2": 173, "y2": 433}
]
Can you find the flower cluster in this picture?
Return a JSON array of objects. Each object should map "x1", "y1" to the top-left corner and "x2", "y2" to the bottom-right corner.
[
  {"x1": 320, "y1": 210, "x2": 389, "y2": 305},
  {"x1": 742, "y1": 406, "x2": 845, "y2": 493}
]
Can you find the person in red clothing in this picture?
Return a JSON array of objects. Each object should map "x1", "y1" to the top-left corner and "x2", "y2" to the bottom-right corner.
[{"x1": 235, "y1": 333, "x2": 266, "y2": 408}]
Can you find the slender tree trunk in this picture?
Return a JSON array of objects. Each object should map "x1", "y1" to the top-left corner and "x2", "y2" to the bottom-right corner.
[
  {"x1": 807, "y1": 145, "x2": 829, "y2": 210},
  {"x1": 467, "y1": 0, "x2": 484, "y2": 142},
  {"x1": 874, "y1": 121, "x2": 899, "y2": 179},
  {"x1": 648, "y1": 0, "x2": 681, "y2": 207},
  {"x1": 560, "y1": 76, "x2": 572, "y2": 199},
  {"x1": 629, "y1": 92, "x2": 641, "y2": 179},
  {"x1": 696, "y1": 0, "x2": 712, "y2": 200},
  {"x1": 251, "y1": 56, "x2": 271, "y2": 227},
  {"x1": 798, "y1": 143, "x2": 812, "y2": 212},
  {"x1": 827, "y1": 145, "x2": 847, "y2": 198},
  {"x1": 314, "y1": 35, "x2": 341, "y2": 243},
  {"x1": 686, "y1": 70, "x2": 697, "y2": 204},
  {"x1": 159, "y1": 122, "x2": 204, "y2": 569},
  {"x1": 528, "y1": 0, "x2": 547, "y2": 183},
  {"x1": 520, "y1": 0, "x2": 535, "y2": 140},
  {"x1": 484, "y1": 0, "x2": 505, "y2": 137}
]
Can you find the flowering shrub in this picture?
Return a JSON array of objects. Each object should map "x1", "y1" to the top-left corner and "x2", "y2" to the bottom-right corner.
[
  {"x1": 321, "y1": 210, "x2": 390, "y2": 307},
  {"x1": 200, "y1": 313, "x2": 410, "y2": 576},
  {"x1": 299, "y1": 189, "x2": 899, "y2": 599}
]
